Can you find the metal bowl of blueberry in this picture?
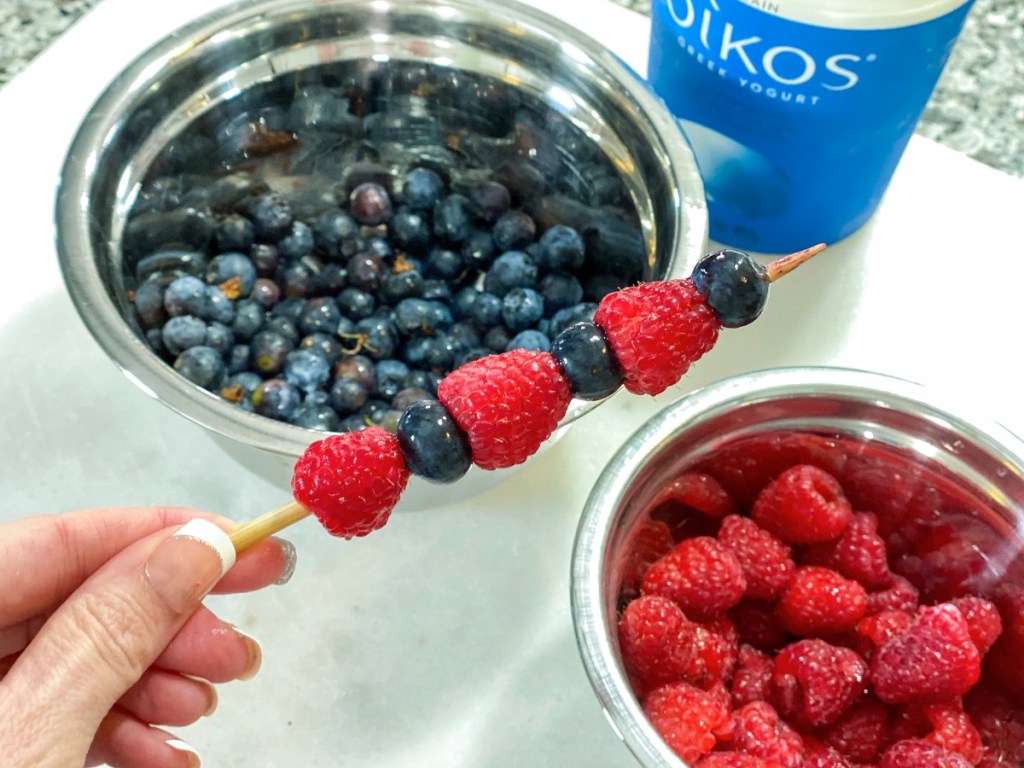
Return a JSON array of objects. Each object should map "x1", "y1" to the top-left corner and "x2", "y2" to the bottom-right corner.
[{"x1": 55, "y1": 0, "x2": 708, "y2": 504}]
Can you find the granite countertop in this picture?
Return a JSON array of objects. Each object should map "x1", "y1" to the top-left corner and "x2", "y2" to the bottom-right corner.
[{"x1": 1, "y1": 0, "x2": 1021, "y2": 178}]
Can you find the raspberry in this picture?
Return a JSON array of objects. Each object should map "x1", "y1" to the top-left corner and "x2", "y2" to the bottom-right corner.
[
  {"x1": 964, "y1": 687, "x2": 1024, "y2": 768},
  {"x1": 643, "y1": 681, "x2": 730, "y2": 763},
  {"x1": 641, "y1": 537, "x2": 747, "y2": 620},
  {"x1": 852, "y1": 610, "x2": 913, "y2": 659},
  {"x1": 593, "y1": 278, "x2": 719, "y2": 396},
  {"x1": 685, "y1": 617, "x2": 741, "y2": 688},
  {"x1": 620, "y1": 519, "x2": 676, "y2": 600},
  {"x1": 801, "y1": 740, "x2": 854, "y2": 768},
  {"x1": 731, "y1": 645, "x2": 774, "y2": 707},
  {"x1": 718, "y1": 515, "x2": 795, "y2": 601},
  {"x1": 879, "y1": 739, "x2": 973, "y2": 768},
  {"x1": 802, "y1": 512, "x2": 892, "y2": 589},
  {"x1": 730, "y1": 600, "x2": 790, "y2": 652},
  {"x1": 983, "y1": 585, "x2": 1024, "y2": 697},
  {"x1": 652, "y1": 471, "x2": 737, "y2": 519},
  {"x1": 870, "y1": 604, "x2": 981, "y2": 704},
  {"x1": 820, "y1": 697, "x2": 890, "y2": 764},
  {"x1": 776, "y1": 567, "x2": 868, "y2": 637},
  {"x1": 921, "y1": 700, "x2": 984, "y2": 764},
  {"x1": 902, "y1": 514, "x2": 1005, "y2": 603},
  {"x1": 865, "y1": 574, "x2": 920, "y2": 614},
  {"x1": 436, "y1": 349, "x2": 571, "y2": 470},
  {"x1": 771, "y1": 639, "x2": 868, "y2": 728},
  {"x1": 951, "y1": 596, "x2": 1002, "y2": 655},
  {"x1": 698, "y1": 754, "x2": 785, "y2": 768},
  {"x1": 751, "y1": 465, "x2": 853, "y2": 544},
  {"x1": 618, "y1": 595, "x2": 696, "y2": 693},
  {"x1": 729, "y1": 701, "x2": 804, "y2": 768},
  {"x1": 291, "y1": 427, "x2": 409, "y2": 538}
]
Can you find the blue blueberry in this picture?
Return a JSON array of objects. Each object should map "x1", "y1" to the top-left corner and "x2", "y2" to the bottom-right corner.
[
  {"x1": 380, "y1": 268, "x2": 424, "y2": 303},
  {"x1": 174, "y1": 345, "x2": 225, "y2": 389},
  {"x1": 501, "y1": 287, "x2": 544, "y2": 332},
  {"x1": 506, "y1": 329, "x2": 551, "y2": 352},
  {"x1": 227, "y1": 344, "x2": 251, "y2": 374},
  {"x1": 133, "y1": 281, "x2": 167, "y2": 330},
  {"x1": 204, "y1": 322, "x2": 235, "y2": 355},
  {"x1": 548, "y1": 302, "x2": 598, "y2": 335},
  {"x1": 223, "y1": 371, "x2": 263, "y2": 404},
  {"x1": 206, "y1": 252, "x2": 257, "y2": 297},
  {"x1": 252, "y1": 277, "x2": 281, "y2": 309},
  {"x1": 277, "y1": 221, "x2": 315, "y2": 259},
  {"x1": 433, "y1": 194, "x2": 471, "y2": 245},
  {"x1": 356, "y1": 315, "x2": 399, "y2": 359},
  {"x1": 162, "y1": 315, "x2": 208, "y2": 356},
  {"x1": 313, "y1": 211, "x2": 362, "y2": 260},
  {"x1": 252, "y1": 378, "x2": 302, "y2": 421},
  {"x1": 402, "y1": 167, "x2": 445, "y2": 211},
  {"x1": 538, "y1": 271, "x2": 584, "y2": 313},
  {"x1": 425, "y1": 247, "x2": 465, "y2": 281},
  {"x1": 337, "y1": 287, "x2": 377, "y2": 319},
  {"x1": 462, "y1": 229, "x2": 497, "y2": 269},
  {"x1": 328, "y1": 376, "x2": 369, "y2": 416},
  {"x1": 277, "y1": 258, "x2": 315, "y2": 297},
  {"x1": 492, "y1": 210, "x2": 536, "y2": 251},
  {"x1": 261, "y1": 315, "x2": 300, "y2": 346},
  {"x1": 290, "y1": 402, "x2": 340, "y2": 431},
  {"x1": 215, "y1": 214, "x2": 255, "y2": 253},
  {"x1": 484, "y1": 325, "x2": 513, "y2": 352},
  {"x1": 345, "y1": 252, "x2": 385, "y2": 291},
  {"x1": 468, "y1": 181, "x2": 510, "y2": 223},
  {"x1": 690, "y1": 248, "x2": 770, "y2": 328},
  {"x1": 249, "y1": 330, "x2": 294, "y2": 376},
  {"x1": 284, "y1": 349, "x2": 331, "y2": 392},
  {"x1": 396, "y1": 400, "x2": 472, "y2": 483},
  {"x1": 232, "y1": 299, "x2": 264, "y2": 341},
  {"x1": 394, "y1": 298, "x2": 452, "y2": 336},
  {"x1": 145, "y1": 327, "x2": 167, "y2": 356},
  {"x1": 391, "y1": 386, "x2": 433, "y2": 411},
  {"x1": 309, "y1": 262, "x2": 348, "y2": 296},
  {"x1": 248, "y1": 194, "x2": 293, "y2": 241},
  {"x1": 550, "y1": 321, "x2": 623, "y2": 400},
  {"x1": 389, "y1": 209, "x2": 432, "y2": 253},
  {"x1": 250, "y1": 244, "x2": 280, "y2": 277},
  {"x1": 164, "y1": 276, "x2": 210, "y2": 317},
  {"x1": 299, "y1": 333, "x2": 344, "y2": 366},
  {"x1": 374, "y1": 359, "x2": 410, "y2": 399},
  {"x1": 483, "y1": 251, "x2": 537, "y2": 296},
  {"x1": 349, "y1": 182, "x2": 393, "y2": 225},
  {"x1": 270, "y1": 296, "x2": 308, "y2": 324},
  {"x1": 419, "y1": 279, "x2": 453, "y2": 303},
  {"x1": 205, "y1": 287, "x2": 236, "y2": 324},
  {"x1": 537, "y1": 224, "x2": 585, "y2": 271},
  {"x1": 297, "y1": 296, "x2": 343, "y2": 336},
  {"x1": 334, "y1": 354, "x2": 377, "y2": 391}
]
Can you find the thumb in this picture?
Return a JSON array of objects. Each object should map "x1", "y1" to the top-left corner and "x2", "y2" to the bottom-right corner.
[{"x1": 0, "y1": 519, "x2": 234, "y2": 761}]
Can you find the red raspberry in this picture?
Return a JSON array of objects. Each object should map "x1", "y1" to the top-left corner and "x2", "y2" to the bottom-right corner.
[
  {"x1": 879, "y1": 739, "x2": 973, "y2": 768},
  {"x1": 903, "y1": 514, "x2": 1005, "y2": 603},
  {"x1": 921, "y1": 700, "x2": 984, "y2": 764},
  {"x1": 731, "y1": 645, "x2": 774, "y2": 707},
  {"x1": 776, "y1": 567, "x2": 868, "y2": 637},
  {"x1": 643, "y1": 681, "x2": 730, "y2": 764},
  {"x1": 698, "y1": 754, "x2": 785, "y2": 768},
  {"x1": 870, "y1": 604, "x2": 981, "y2": 704},
  {"x1": 964, "y1": 687, "x2": 1024, "y2": 768},
  {"x1": 685, "y1": 617, "x2": 740, "y2": 688},
  {"x1": 802, "y1": 739, "x2": 854, "y2": 768},
  {"x1": 717, "y1": 515, "x2": 795, "y2": 601},
  {"x1": 618, "y1": 595, "x2": 696, "y2": 694},
  {"x1": 852, "y1": 610, "x2": 913, "y2": 659},
  {"x1": 729, "y1": 600, "x2": 790, "y2": 652},
  {"x1": 437, "y1": 350, "x2": 571, "y2": 470},
  {"x1": 751, "y1": 465, "x2": 853, "y2": 544},
  {"x1": 291, "y1": 427, "x2": 409, "y2": 538},
  {"x1": 641, "y1": 537, "x2": 747, "y2": 621},
  {"x1": 728, "y1": 701, "x2": 804, "y2": 768},
  {"x1": 802, "y1": 512, "x2": 892, "y2": 589},
  {"x1": 950, "y1": 596, "x2": 1002, "y2": 655},
  {"x1": 820, "y1": 697, "x2": 890, "y2": 764},
  {"x1": 620, "y1": 518, "x2": 676, "y2": 601},
  {"x1": 771, "y1": 639, "x2": 868, "y2": 728},
  {"x1": 593, "y1": 278, "x2": 719, "y2": 396},
  {"x1": 866, "y1": 574, "x2": 920, "y2": 614},
  {"x1": 983, "y1": 585, "x2": 1024, "y2": 697},
  {"x1": 651, "y1": 471, "x2": 737, "y2": 519}
]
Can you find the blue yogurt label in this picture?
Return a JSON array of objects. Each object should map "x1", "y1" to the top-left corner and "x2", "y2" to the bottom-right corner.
[{"x1": 648, "y1": 0, "x2": 974, "y2": 252}]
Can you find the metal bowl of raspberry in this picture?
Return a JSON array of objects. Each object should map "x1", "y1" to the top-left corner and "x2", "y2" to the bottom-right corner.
[
  {"x1": 570, "y1": 366, "x2": 1024, "y2": 767},
  {"x1": 54, "y1": 0, "x2": 708, "y2": 502}
]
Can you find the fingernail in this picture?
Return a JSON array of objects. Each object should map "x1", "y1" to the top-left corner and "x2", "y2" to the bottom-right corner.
[
  {"x1": 146, "y1": 519, "x2": 236, "y2": 614},
  {"x1": 202, "y1": 684, "x2": 219, "y2": 717},
  {"x1": 233, "y1": 626, "x2": 263, "y2": 681},
  {"x1": 166, "y1": 738, "x2": 201, "y2": 767},
  {"x1": 272, "y1": 537, "x2": 297, "y2": 585}
]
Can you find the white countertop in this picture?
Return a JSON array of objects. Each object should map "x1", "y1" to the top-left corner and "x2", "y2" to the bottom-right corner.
[{"x1": 1, "y1": 0, "x2": 1021, "y2": 766}]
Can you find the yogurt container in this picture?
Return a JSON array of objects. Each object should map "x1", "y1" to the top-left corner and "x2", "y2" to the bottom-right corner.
[{"x1": 648, "y1": 0, "x2": 975, "y2": 253}]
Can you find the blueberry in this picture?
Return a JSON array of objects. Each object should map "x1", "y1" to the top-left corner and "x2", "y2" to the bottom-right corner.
[
  {"x1": 227, "y1": 344, "x2": 251, "y2": 374},
  {"x1": 389, "y1": 209, "x2": 432, "y2": 253},
  {"x1": 337, "y1": 286, "x2": 377, "y2": 319},
  {"x1": 250, "y1": 243, "x2": 280, "y2": 276},
  {"x1": 349, "y1": 182, "x2": 393, "y2": 225},
  {"x1": 313, "y1": 211, "x2": 362, "y2": 260},
  {"x1": 419, "y1": 279, "x2": 453, "y2": 303},
  {"x1": 261, "y1": 315, "x2": 301, "y2": 346},
  {"x1": 356, "y1": 315, "x2": 399, "y2": 359},
  {"x1": 252, "y1": 378, "x2": 302, "y2": 421},
  {"x1": 391, "y1": 386, "x2": 433, "y2": 411},
  {"x1": 483, "y1": 251, "x2": 537, "y2": 296},
  {"x1": 549, "y1": 302, "x2": 598, "y2": 335},
  {"x1": 232, "y1": 299, "x2": 264, "y2": 341},
  {"x1": 468, "y1": 181, "x2": 510, "y2": 223},
  {"x1": 380, "y1": 268, "x2": 424, "y2": 303},
  {"x1": 277, "y1": 221, "x2": 315, "y2": 259},
  {"x1": 425, "y1": 247, "x2": 465, "y2": 281},
  {"x1": 375, "y1": 359, "x2": 410, "y2": 399},
  {"x1": 215, "y1": 214, "x2": 256, "y2": 252},
  {"x1": 551, "y1": 321, "x2": 623, "y2": 400},
  {"x1": 270, "y1": 296, "x2": 307, "y2": 324},
  {"x1": 206, "y1": 252, "x2": 257, "y2": 298},
  {"x1": 309, "y1": 262, "x2": 348, "y2": 296},
  {"x1": 251, "y1": 278, "x2": 281, "y2": 309},
  {"x1": 433, "y1": 194, "x2": 471, "y2": 245},
  {"x1": 492, "y1": 210, "x2": 536, "y2": 251},
  {"x1": 396, "y1": 400, "x2": 472, "y2": 483},
  {"x1": 469, "y1": 292, "x2": 503, "y2": 326},
  {"x1": 340, "y1": 414, "x2": 369, "y2": 433},
  {"x1": 278, "y1": 258, "x2": 315, "y2": 297},
  {"x1": 297, "y1": 296, "x2": 343, "y2": 336},
  {"x1": 501, "y1": 287, "x2": 544, "y2": 332},
  {"x1": 145, "y1": 327, "x2": 167, "y2": 356},
  {"x1": 329, "y1": 377, "x2": 369, "y2": 416},
  {"x1": 206, "y1": 288, "x2": 236, "y2": 324},
  {"x1": 164, "y1": 275, "x2": 210, "y2": 317},
  {"x1": 334, "y1": 354, "x2": 377, "y2": 391},
  {"x1": 162, "y1": 315, "x2": 207, "y2": 356},
  {"x1": 299, "y1": 332, "x2": 344, "y2": 367},
  {"x1": 453, "y1": 287, "x2": 479, "y2": 319},
  {"x1": 135, "y1": 249, "x2": 208, "y2": 284},
  {"x1": 174, "y1": 345, "x2": 225, "y2": 389},
  {"x1": 454, "y1": 346, "x2": 491, "y2": 368},
  {"x1": 402, "y1": 167, "x2": 445, "y2": 211},
  {"x1": 537, "y1": 224, "x2": 585, "y2": 271},
  {"x1": 248, "y1": 194, "x2": 293, "y2": 241},
  {"x1": 249, "y1": 330, "x2": 293, "y2": 376},
  {"x1": 290, "y1": 402, "x2": 340, "y2": 431},
  {"x1": 346, "y1": 252, "x2": 385, "y2": 291},
  {"x1": 394, "y1": 298, "x2": 452, "y2": 336},
  {"x1": 133, "y1": 281, "x2": 167, "y2": 330},
  {"x1": 581, "y1": 218, "x2": 644, "y2": 282},
  {"x1": 404, "y1": 368, "x2": 442, "y2": 395},
  {"x1": 484, "y1": 325, "x2": 513, "y2": 352},
  {"x1": 462, "y1": 229, "x2": 497, "y2": 269},
  {"x1": 506, "y1": 329, "x2": 550, "y2": 352},
  {"x1": 204, "y1": 322, "x2": 235, "y2": 355},
  {"x1": 223, "y1": 371, "x2": 263, "y2": 405},
  {"x1": 690, "y1": 248, "x2": 770, "y2": 328},
  {"x1": 538, "y1": 271, "x2": 584, "y2": 313},
  {"x1": 284, "y1": 349, "x2": 331, "y2": 392}
]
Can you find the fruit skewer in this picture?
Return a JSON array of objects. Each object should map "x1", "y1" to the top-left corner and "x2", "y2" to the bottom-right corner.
[{"x1": 230, "y1": 243, "x2": 826, "y2": 549}]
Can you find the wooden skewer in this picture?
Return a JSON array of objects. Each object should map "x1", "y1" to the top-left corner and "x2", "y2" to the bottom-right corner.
[
  {"x1": 765, "y1": 242, "x2": 827, "y2": 282},
  {"x1": 230, "y1": 500, "x2": 310, "y2": 552}
]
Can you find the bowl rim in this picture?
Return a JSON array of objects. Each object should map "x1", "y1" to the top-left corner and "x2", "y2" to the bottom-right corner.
[
  {"x1": 569, "y1": 364, "x2": 1024, "y2": 768},
  {"x1": 54, "y1": 0, "x2": 708, "y2": 460}
]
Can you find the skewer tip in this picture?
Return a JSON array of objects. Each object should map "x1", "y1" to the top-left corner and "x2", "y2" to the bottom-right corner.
[{"x1": 765, "y1": 242, "x2": 827, "y2": 282}]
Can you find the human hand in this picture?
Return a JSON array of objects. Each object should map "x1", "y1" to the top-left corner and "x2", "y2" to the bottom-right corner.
[{"x1": 0, "y1": 507, "x2": 294, "y2": 768}]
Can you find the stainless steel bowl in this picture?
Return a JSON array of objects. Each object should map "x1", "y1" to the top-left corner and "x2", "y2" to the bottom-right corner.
[
  {"x1": 55, "y1": 0, "x2": 707, "y2": 501},
  {"x1": 570, "y1": 366, "x2": 1024, "y2": 767}
]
